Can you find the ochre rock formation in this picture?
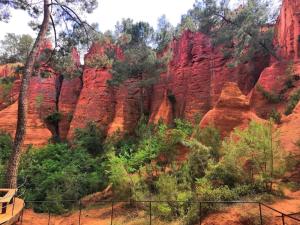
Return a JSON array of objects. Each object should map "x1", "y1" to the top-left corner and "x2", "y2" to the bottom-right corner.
[
  {"x1": 107, "y1": 79, "x2": 140, "y2": 135},
  {"x1": 250, "y1": 0, "x2": 300, "y2": 118},
  {"x1": 279, "y1": 102, "x2": 300, "y2": 153},
  {"x1": 58, "y1": 77, "x2": 82, "y2": 140},
  {"x1": 0, "y1": 102, "x2": 52, "y2": 146},
  {"x1": 150, "y1": 31, "x2": 268, "y2": 124},
  {"x1": 149, "y1": 89, "x2": 173, "y2": 124},
  {"x1": 275, "y1": 0, "x2": 300, "y2": 61},
  {"x1": 199, "y1": 82, "x2": 262, "y2": 137},
  {"x1": 0, "y1": 0, "x2": 299, "y2": 147},
  {"x1": 67, "y1": 68, "x2": 114, "y2": 139}
]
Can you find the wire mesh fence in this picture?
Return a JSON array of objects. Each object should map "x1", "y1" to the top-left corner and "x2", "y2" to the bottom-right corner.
[{"x1": 7, "y1": 199, "x2": 300, "y2": 225}]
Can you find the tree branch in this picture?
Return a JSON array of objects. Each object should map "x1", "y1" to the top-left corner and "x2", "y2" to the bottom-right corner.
[{"x1": 214, "y1": 12, "x2": 280, "y2": 61}]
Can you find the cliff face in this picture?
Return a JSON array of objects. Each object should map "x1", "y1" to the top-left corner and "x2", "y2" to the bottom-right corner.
[
  {"x1": 0, "y1": 0, "x2": 299, "y2": 148},
  {"x1": 150, "y1": 31, "x2": 268, "y2": 124},
  {"x1": 275, "y1": 0, "x2": 300, "y2": 61},
  {"x1": 250, "y1": 0, "x2": 300, "y2": 119},
  {"x1": 199, "y1": 82, "x2": 263, "y2": 137}
]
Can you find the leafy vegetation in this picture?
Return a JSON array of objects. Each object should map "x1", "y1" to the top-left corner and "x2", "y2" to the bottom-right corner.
[
  {"x1": 269, "y1": 108, "x2": 281, "y2": 124},
  {"x1": 45, "y1": 111, "x2": 62, "y2": 124},
  {"x1": 256, "y1": 84, "x2": 283, "y2": 104},
  {"x1": 0, "y1": 33, "x2": 33, "y2": 64},
  {"x1": 285, "y1": 89, "x2": 300, "y2": 115},
  {"x1": 176, "y1": 0, "x2": 278, "y2": 63},
  {"x1": 0, "y1": 132, "x2": 13, "y2": 186},
  {"x1": 0, "y1": 115, "x2": 290, "y2": 222},
  {"x1": 0, "y1": 77, "x2": 14, "y2": 104},
  {"x1": 19, "y1": 144, "x2": 108, "y2": 213},
  {"x1": 73, "y1": 122, "x2": 105, "y2": 155},
  {"x1": 85, "y1": 53, "x2": 113, "y2": 69}
]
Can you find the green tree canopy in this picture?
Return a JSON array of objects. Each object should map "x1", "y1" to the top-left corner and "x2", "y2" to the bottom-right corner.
[
  {"x1": 0, "y1": 33, "x2": 34, "y2": 64},
  {"x1": 177, "y1": 0, "x2": 279, "y2": 63}
]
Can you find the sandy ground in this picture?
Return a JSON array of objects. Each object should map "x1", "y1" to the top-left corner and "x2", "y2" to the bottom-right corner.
[{"x1": 15, "y1": 190, "x2": 300, "y2": 225}]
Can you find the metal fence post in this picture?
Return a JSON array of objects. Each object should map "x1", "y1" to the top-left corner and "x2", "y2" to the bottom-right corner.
[
  {"x1": 199, "y1": 202, "x2": 202, "y2": 225},
  {"x1": 111, "y1": 201, "x2": 114, "y2": 225},
  {"x1": 79, "y1": 200, "x2": 82, "y2": 225},
  {"x1": 281, "y1": 214, "x2": 285, "y2": 225},
  {"x1": 149, "y1": 201, "x2": 152, "y2": 225},
  {"x1": 48, "y1": 209, "x2": 51, "y2": 225},
  {"x1": 259, "y1": 203, "x2": 263, "y2": 225}
]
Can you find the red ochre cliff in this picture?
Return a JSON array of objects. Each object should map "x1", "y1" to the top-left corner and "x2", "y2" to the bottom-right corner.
[{"x1": 0, "y1": 0, "x2": 299, "y2": 151}]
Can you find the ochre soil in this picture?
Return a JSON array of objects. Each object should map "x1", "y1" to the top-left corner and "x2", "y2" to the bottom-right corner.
[{"x1": 16, "y1": 190, "x2": 300, "y2": 225}]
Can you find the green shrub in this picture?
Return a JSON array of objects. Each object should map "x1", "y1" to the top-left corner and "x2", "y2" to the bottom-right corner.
[
  {"x1": 45, "y1": 111, "x2": 62, "y2": 124},
  {"x1": 193, "y1": 124, "x2": 221, "y2": 161},
  {"x1": 0, "y1": 77, "x2": 14, "y2": 103},
  {"x1": 74, "y1": 122, "x2": 105, "y2": 155},
  {"x1": 184, "y1": 139, "x2": 211, "y2": 181},
  {"x1": 285, "y1": 89, "x2": 300, "y2": 115},
  {"x1": 85, "y1": 54, "x2": 113, "y2": 69},
  {"x1": 19, "y1": 144, "x2": 107, "y2": 214},
  {"x1": 268, "y1": 108, "x2": 281, "y2": 124},
  {"x1": 221, "y1": 121, "x2": 286, "y2": 189},
  {"x1": 153, "y1": 174, "x2": 192, "y2": 220},
  {"x1": 0, "y1": 131, "x2": 13, "y2": 186}
]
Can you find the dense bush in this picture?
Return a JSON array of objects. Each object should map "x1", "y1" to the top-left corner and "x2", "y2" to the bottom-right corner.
[
  {"x1": 45, "y1": 111, "x2": 62, "y2": 124},
  {"x1": 0, "y1": 115, "x2": 288, "y2": 223},
  {"x1": 19, "y1": 144, "x2": 108, "y2": 214},
  {"x1": 0, "y1": 77, "x2": 15, "y2": 103},
  {"x1": 221, "y1": 121, "x2": 286, "y2": 190},
  {"x1": 0, "y1": 131, "x2": 13, "y2": 186},
  {"x1": 193, "y1": 124, "x2": 221, "y2": 161},
  {"x1": 85, "y1": 53, "x2": 113, "y2": 69},
  {"x1": 73, "y1": 121, "x2": 105, "y2": 155}
]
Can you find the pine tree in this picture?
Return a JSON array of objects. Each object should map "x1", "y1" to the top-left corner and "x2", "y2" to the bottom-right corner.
[{"x1": 0, "y1": 0, "x2": 98, "y2": 188}]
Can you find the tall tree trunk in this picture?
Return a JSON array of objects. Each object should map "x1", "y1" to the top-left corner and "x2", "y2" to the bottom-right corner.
[{"x1": 5, "y1": 0, "x2": 50, "y2": 188}]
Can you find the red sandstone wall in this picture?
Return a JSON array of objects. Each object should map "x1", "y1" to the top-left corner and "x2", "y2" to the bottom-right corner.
[
  {"x1": 275, "y1": 0, "x2": 300, "y2": 61},
  {"x1": 150, "y1": 31, "x2": 268, "y2": 124},
  {"x1": 0, "y1": 0, "x2": 300, "y2": 145}
]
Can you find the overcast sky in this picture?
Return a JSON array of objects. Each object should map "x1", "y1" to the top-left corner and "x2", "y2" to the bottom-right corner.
[{"x1": 0, "y1": 0, "x2": 282, "y2": 41}]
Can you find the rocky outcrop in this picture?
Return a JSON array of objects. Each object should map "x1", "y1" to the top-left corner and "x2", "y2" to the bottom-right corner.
[
  {"x1": 250, "y1": 0, "x2": 300, "y2": 118},
  {"x1": 58, "y1": 77, "x2": 82, "y2": 140},
  {"x1": 67, "y1": 68, "x2": 114, "y2": 139},
  {"x1": 149, "y1": 89, "x2": 173, "y2": 124},
  {"x1": 199, "y1": 82, "x2": 262, "y2": 137},
  {"x1": 0, "y1": 101, "x2": 52, "y2": 146},
  {"x1": 275, "y1": 0, "x2": 300, "y2": 61},
  {"x1": 150, "y1": 31, "x2": 269, "y2": 124},
  {"x1": 107, "y1": 79, "x2": 140, "y2": 135},
  {"x1": 0, "y1": 0, "x2": 299, "y2": 147},
  {"x1": 279, "y1": 102, "x2": 300, "y2": 153}
]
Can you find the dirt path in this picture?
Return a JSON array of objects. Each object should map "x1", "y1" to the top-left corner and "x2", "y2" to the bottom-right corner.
[
  {"x1": 202, "y1": 190, "x2": 300, "y2": 225},
  {"x1": 16, "y1": 190, "x2": 300, "y2": 225}
]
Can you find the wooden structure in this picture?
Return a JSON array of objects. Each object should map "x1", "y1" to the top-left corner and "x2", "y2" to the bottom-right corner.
[{"x1": 0, "y1": 189, "x2": 24, "y2": 225}]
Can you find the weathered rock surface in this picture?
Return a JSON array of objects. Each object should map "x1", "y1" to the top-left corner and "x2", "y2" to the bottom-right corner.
[
  {"x1": 0, "y1": 0, "x2": 299, "y2": 147},
  {"x1": 67, "y1": 68, "x2": 114, "y2": 139},
  {"x1": 250, "y1": 0, "x2": 300, "y2": 118},
  {"x1": 0, "y1": 101, "x2": 52, "y2": 146},
  {"x1": 199, "y1": 82, "x2": 262, "y2": 137},
  {"x1": 58, "y1": 77, "x2": 82, "y2": 140},
  {"x1": 275, "y1": 0, "x2": 300, "y2": 61},
  {"x1": 150, "y1": 31, "x2": 268, "y2": 124},
  {"x1": 279, "y1": 102, "x2": 300, "y2": 153},
  {"x1": 107, "y1": 79, "x2": 140, "y2": 135}
]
